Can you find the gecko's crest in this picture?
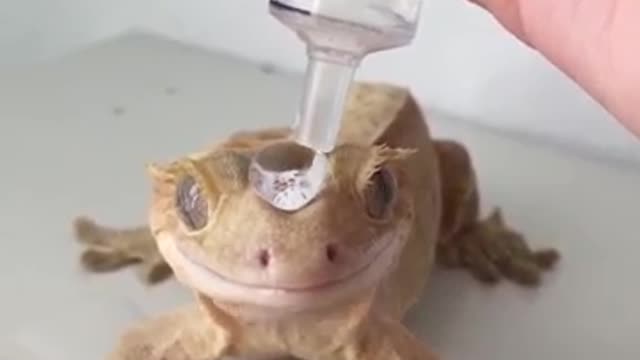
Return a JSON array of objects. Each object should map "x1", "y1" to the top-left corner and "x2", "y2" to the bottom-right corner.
[
  {"x1": 147, "y1": 150, "x2": 251, "y2": 192},
  {"x1": 146, "y1": 149, "x2": 252, "y2": 236},
  {"x1": 328, "y1": 144, "x2": 416, "y2": 219}
]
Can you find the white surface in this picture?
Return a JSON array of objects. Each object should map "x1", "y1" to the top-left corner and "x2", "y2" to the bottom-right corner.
[
  {"x1": 2, "y1": 1, "x2": 639, "y2": 164},
  {"x1": 0, "y1": 32, "x2": 639, "y2": 360}
]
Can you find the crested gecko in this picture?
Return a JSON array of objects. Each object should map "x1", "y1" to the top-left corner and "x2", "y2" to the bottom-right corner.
[{"x1": 73, "y1": 82, "x2": 559, "y2": 360}]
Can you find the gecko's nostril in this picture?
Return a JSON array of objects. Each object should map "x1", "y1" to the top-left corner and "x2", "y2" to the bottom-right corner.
[
  {"x1": 258, "y1": 249, "x2": 271, "y2": 268},
  {"x1": 325, "y1": 244, "x2": 339, "y2": 263}
]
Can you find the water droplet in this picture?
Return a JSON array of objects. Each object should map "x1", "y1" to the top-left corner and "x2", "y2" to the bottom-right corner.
[{"x1": 248, "y1": 142, "x2": 328, "y2": 211}]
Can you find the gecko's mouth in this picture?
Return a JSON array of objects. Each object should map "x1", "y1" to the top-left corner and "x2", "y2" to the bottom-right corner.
[{"x1": 155, "y1": 229, "x2": 405, "y2": 312}]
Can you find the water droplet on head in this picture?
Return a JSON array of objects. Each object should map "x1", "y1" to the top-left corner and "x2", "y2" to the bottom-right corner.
[{"x1": 248, "y1": 141, "x2": 328, "y2": 211}]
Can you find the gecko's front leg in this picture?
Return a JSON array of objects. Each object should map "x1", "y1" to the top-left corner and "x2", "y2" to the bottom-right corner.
[
  {"x1": 108, "y1": 305, "x2": 232, "y2": 360},
  {"x1": 73, "y1": 217, "x2": 172, "y2": 284},
  {"x1": 316, "y1": 315, "x2": 439, "y2": 360}
]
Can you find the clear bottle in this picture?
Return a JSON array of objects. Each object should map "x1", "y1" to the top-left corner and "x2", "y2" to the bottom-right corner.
[
  {"x1": 271, "y1": 0, "x2": 424, "y2": 152},
  {"x1": 249, "y1": 0, "x2": 424, "y2": 211}
]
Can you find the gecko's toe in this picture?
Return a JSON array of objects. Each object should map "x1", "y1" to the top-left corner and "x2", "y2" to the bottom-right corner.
[
  {"x1": 533, "y1": 249, "x2": 560, "y2": 270},
  {"x1": 497, "y1": 258, "x2": 541, "y2": 286},
  {"x1": 138, "y1": 260, "x2": 173, "y2": 284},
  {"x1": 73, "y1": 216, "x2": 105, "y2": 245},
  {"x1": 80, "y1": 249, "x2": 137, "y2": 272},
  {"x1": 467, "y1": 254, "x2": 502, "y2": 284}
]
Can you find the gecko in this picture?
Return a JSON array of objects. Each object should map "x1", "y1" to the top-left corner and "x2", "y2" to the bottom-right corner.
[{"x1": 73, "y1": 82, "x2": 559, "y2": 360}]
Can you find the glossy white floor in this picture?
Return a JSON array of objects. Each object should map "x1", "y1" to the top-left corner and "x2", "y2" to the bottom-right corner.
[{"x1": 0, "y1": 32, "x2": 639, "y2": 360}]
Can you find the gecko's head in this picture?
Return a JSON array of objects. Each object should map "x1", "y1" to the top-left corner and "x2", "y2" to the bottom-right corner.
[{"x1": 147, "y1": 141, "x2": 416, "y2": 315}]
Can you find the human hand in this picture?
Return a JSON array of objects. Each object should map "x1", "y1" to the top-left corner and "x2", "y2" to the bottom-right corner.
[{"x1": 468, "y1": 0, "x2": 640, "y2": 137}]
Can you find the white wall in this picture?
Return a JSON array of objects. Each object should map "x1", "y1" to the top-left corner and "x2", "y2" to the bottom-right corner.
[
  {"x1": 1, "y1": 0, "x2": 638, "y2": 163},
  {"x1": 0, "y1": 0, "x2": 140, "y2": 66}
]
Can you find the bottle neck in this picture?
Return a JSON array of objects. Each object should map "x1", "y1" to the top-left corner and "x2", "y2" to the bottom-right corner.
[{"x1": 293, "y1": 48, "x2": 361, "y2": 153}]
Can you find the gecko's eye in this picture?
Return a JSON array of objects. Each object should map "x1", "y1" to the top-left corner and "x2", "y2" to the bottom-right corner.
[
  {"x1": 364, "y1": 167, "x2": 397, "y2": 220},
  {"x1": 175, "y1": 175, "x2": 209, "y2": 231}
]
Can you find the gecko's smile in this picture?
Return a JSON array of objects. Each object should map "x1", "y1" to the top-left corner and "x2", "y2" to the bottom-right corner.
[{"x1": 155, "y1": 229, "x2": 405, "y2": 312}]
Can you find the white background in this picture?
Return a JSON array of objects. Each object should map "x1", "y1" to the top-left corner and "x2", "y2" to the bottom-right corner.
[{"x1": 0, "y1": 0, "x2": 638, "y2": 163}]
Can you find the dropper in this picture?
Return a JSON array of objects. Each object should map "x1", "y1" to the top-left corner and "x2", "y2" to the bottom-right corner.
[{"x1": 249, "y1": 0, "x2": 424, "y2": 211}]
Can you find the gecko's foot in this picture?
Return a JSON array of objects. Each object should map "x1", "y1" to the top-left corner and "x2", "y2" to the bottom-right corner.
[
  {"x1": 72, "y1": 216, "x2": 172, "y2": 284},
  {"x1": 437, "y1": 208, "x2": 560, "y2": 286}
]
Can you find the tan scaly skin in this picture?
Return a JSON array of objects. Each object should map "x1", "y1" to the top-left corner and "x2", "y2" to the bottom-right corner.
[{"x1": 73, "y1": 82, "x2": 559, "y2": 360}]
